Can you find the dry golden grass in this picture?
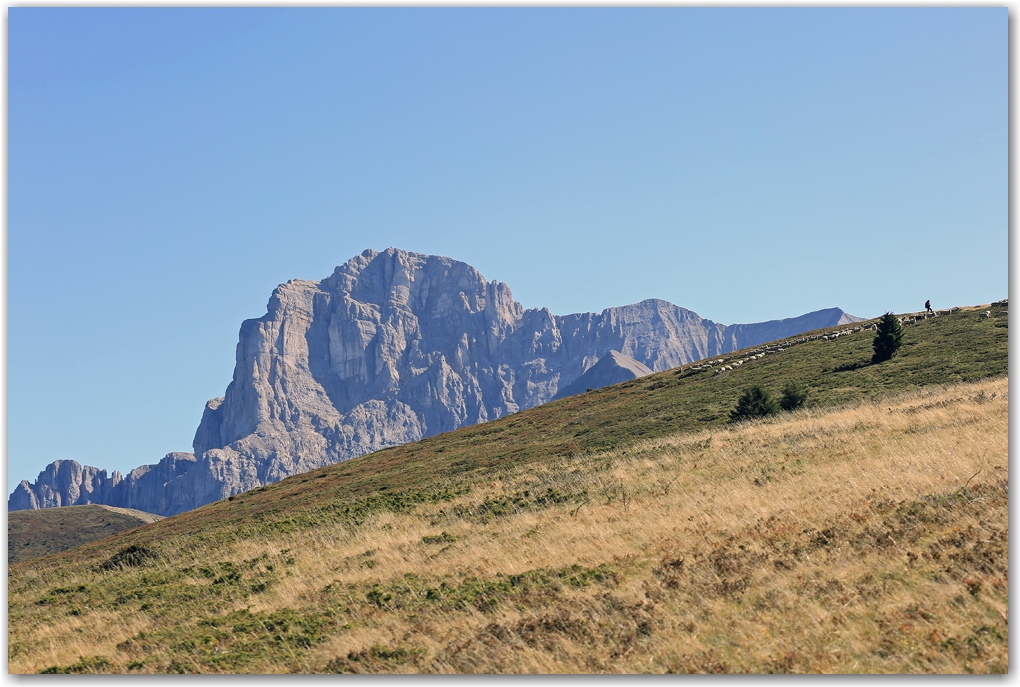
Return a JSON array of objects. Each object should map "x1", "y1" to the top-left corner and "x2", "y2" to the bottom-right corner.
[{"x1": 9, "y1": 377, "x2": 1007, "y2": 673}]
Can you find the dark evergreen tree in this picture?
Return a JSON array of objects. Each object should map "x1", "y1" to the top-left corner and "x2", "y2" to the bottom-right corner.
[
  {"x1": 872, "y1": 312, "x2": 904, "y2": 363},
  {"x1": 779, "y1": 381, "x2": 808, "y2": 411},
  {"x1": 730, "y1": 385, "x2": 780, "y2": 422}
]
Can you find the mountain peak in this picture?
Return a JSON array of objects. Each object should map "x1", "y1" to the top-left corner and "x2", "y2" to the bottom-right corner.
[
  {"x1": 553, "y1": 350, "x2": 653, "y2": 400},
  {"x1": 11, "y1": 249, "x2": 865, "y2": 516}
]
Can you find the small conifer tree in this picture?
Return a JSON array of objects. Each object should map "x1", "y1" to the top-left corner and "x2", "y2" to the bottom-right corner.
[
  {"x1": 730, "y1": 385, "x2": 779, "y2": 422},
  {"x1": 872, "y1": 312, "x2": 903, "y2": 363},
  {"x1": 779, "y1": 381, "x2": 808, "y2": 411}
]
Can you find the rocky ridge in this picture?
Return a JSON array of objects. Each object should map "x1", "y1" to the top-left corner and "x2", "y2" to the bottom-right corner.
[
  {"x1": 552, "y1": 350, "x2": 653, "y2": 400},
  {"x1": 10, "y1": 248, "x2": 862, "y2": 516}
]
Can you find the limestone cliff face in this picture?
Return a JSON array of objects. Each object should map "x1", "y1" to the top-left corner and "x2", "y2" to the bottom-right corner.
[
  {"x1": 8, "y1": 461, "x2": 118, "y2": 511},
  {"x1": 8, "y1": 453, "x2": 197, "y2": 514},
  {"x1": 10, "y1": 248, "x2": 862, "y2": 516}
]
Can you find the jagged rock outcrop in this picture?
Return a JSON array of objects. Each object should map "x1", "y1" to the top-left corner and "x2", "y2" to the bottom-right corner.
[
  {"x1": 8, "y1": 453, "x2": 198, "y2": 514},
  {"x1": 9, "y1": 460, "x2": 118, "y2": 511},
  {"x1": 553, "y1": 350, "x2": 653, "y2": 400},
  {"x1": 11, "y1": 248, "x2": 862, "y2": 516}
]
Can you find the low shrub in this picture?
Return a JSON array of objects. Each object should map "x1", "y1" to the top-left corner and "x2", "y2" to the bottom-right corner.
[{"x1": 730, "y1": 385, "x2": 779, "y2": 422}]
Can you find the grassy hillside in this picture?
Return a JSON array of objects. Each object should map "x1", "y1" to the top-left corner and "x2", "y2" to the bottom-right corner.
[
  {"x1": 8, "y1": 304, "x2": 1007, "y2": 673},
  {"x1": 9, "y1": 506, "x2": 164, "y2": 565}
]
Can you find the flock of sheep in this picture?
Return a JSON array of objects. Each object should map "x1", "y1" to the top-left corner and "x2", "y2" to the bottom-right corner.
[
  {"x1": 900, "y1": 307, "x2": 961, "y2": 324},
  {"x1": 674, "y1": 300, "x2": 1006, "y2": 378},
  {"x1": 670, "y1": 324, "x2": 872, "y2": 377},
  {"x1": 979, "y1": 299, "x2": 1008, "y2": 320}
]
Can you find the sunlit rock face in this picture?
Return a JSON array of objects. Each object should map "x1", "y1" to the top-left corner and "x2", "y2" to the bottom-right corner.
[{"x1": 11, "y1": 248, "x2": 861, "y2": 515}]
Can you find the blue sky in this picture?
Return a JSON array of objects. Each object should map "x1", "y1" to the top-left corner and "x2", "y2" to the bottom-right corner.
[{"x1": 8, "y1": 8, "x2": 1006, "y2": 486}]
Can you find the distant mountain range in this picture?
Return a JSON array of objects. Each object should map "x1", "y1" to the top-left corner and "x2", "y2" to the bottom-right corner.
[{"x1": 9, "y1": 248, "x2": 862, "y2": 516}]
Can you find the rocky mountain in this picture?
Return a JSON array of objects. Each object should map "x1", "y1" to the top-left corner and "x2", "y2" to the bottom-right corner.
[
  {"x1": 8, "y1": 453, "x2": 199, "y2": 514},
  {"x1": 552, "y1": 350, "x2": 652, "y2": 400},
  {"x1": 10, "y1": 248, "x2": 862, "y2": 516}
]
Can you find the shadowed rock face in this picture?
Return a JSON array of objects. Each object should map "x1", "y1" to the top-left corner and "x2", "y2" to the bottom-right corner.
[
  {"x1": 11, "y1": 248, "x2": 862, "y2": 516},
  {"x1": 552, "y1": 350, "x2": 653, "y2": 401}
]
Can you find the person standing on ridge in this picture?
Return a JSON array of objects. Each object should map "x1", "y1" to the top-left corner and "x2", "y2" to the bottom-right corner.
[{"x1": 925, "y1": 299, "x2": 933, "y2": 314}]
